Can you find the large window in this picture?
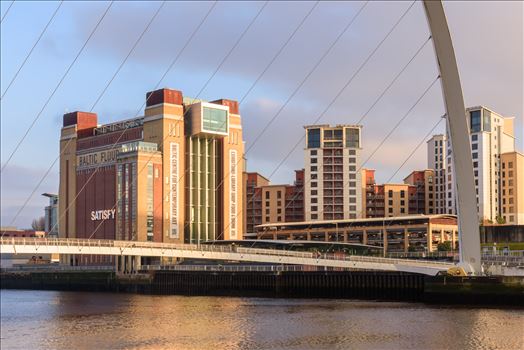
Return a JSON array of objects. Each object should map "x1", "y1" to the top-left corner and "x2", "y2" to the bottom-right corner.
[
  {"x1": 483, "y1": 109, "x2": 491, "y2": 132},
  {"x1": 345, "y1": 128, "x2": 360, "y2": 148},
  {"x1": 307, "y1": 128, "x2": 321, "y2": 148},
  {"x1": 470, "y1": 110, "x2": 481, "y2": 133},
  {"x1": 202, "y1": 107, "x2": 228, "y2": 133}
]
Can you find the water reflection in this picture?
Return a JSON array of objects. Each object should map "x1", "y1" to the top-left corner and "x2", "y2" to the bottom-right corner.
[{"x1": 1, "y1": 290, "x2": 523, "y2": 350}]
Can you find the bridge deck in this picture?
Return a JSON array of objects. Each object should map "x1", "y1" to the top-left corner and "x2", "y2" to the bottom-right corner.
[{"x1": 0, "y1": 238, "x2": 455, "y2": 276}]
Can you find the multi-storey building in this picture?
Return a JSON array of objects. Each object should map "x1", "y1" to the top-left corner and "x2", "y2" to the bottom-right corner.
[
  {"x1": 427, "y1": 134, "x2": 448, "y2": 214},
  {"x1": 304, "y1": 124, "x2": 362, "y2": 221},
  {"x1": 361, "y1": 169, "x2": 435, "y2": 218},
  {"x1": 42, "y1": 193, "x2": 59, "y2": 237},
  {"x1": 500, "y1": 151, "x2": 524, "y2": 224},
  {"x1": 403, "y1": 170, "x2": 435, "y2": 215},
  {"x1": 59, "y1": 88, "x2": 244, "y2": 264},
  {"x1": 243, "y1": 170, "x2": 304, "y2": 236},
  {"x1": 428, "y1": 106, "x2": 517, "y2": 223},
  {"x1": 243, "y1": 172, "x2": 269, "y2": 235}
]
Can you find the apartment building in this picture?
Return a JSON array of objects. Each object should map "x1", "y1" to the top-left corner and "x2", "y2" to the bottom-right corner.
[
  {"x1": 362, "y1": 169, "x2": 435, "y2": 218},
  {"x1": 243, "y1": 170, "x2": 304, "y2": 235},
  {"x1": 304, "y1": 124, "x2": 362, "y2": 221},
  {"x1": 428, "y1": 106, "x2": 518, "y2": 223},
  {"x1": 403, "y1": 170, "x2": 435, "y2": 215},
  {"x1": 500, "y1": 151, "x2": 524, "y2": 224},
  {"x1": 427, "y1": 134, "x2": 448, "y2": 214}
]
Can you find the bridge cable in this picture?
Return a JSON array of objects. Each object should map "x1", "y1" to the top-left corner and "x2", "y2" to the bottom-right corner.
[
  {"x1": 0, "y1": 1, "x2": 114, "y2": 173},
  {"x1": 0, "y1": 1, "x2": 167, "y2": 237},
  {"x1": 33, "y1": 0, "x2": 220, "y2": 240},
  {"x1": 84, "y1": 2, "x2": 321, "y2": 243},
  {"x1": 217, "y1": 0, "x2": 418, "y2": 242},
  {"x1": 0, "y1": 0, "x2": 14, "y2": 23},
  {"x1": 1, "y1": 1, "x2": 64, "y2": 100},
  {"x1": 72, "y1": 1, "x2": 270, "y2": 242}
]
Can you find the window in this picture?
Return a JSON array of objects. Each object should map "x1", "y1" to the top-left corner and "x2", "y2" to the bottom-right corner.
[
  {"x1": 388, "y1": 200, "x2": 393, "y2": 205},
  {"x1": 311, "y1": 206, "x2": 318, "y2": 212},
  {"x1": 388, "y1": 190, "x2": 393, "y2": 197},
  {"x1": 348, "y1": 158, "x2": 356, "y2": 164},
  {"x1": 400, "y1": 200, "x2": 405, "y2": 206},
  {"x1": 311, "y1": 182, "x2": 317, "y2": 188},
  {"x1": 508, "y1": 162, "x2": 514, "y2": 169},
  {"x1": 345, "y1": 127, "x2": 360, "y2": 148},
  {"x1": 348, "y1": 150, "x2": 356, "y2": 155},
  {"x1": 471, "y1": 134, "x2": 478, "y2": 142},
  {"x1": 473, "y1": 161, "x2": 478, "y2": 168},
  {"x1": 311, "y1": 214, "x2": 318, "y2": 219},
  {"x1": 400, "y1": 208, "x2": 405, "y2": 214},
  {"x1": 311, "y1": 158, "x2": 317, "y2": 164},
  {"x1": 266, "y1": 201, "x2": 270, "y2": 207},
  {"x1": 509, "y1": 171, "x2": 513, "y2": 178},
  {"x1": 277, "y1": 191, "x2": 282, "y2": 199},
  {"x1": 349, "y1": 174, "x2": 356, "y2": 179},
  {"x1": 265, "y1": 209, "x2": 270, "y2": 214},
  {"x1": 388, "y1": 208, "x2": 393, "y2": 213},
  {"x1": 474, "y1": 170, "x2": 478, "y2": 177},
  {"x1": 472, "y1": 143, "x2": 478, "y2": 150},
  {"x1": 311, "y1": 198, "x2": 318, "y2": 203},
  {"x1": 277, "y1": 216, "x2": 282, "y2": 222},
  {"x1": 311, "y1": 174, "x2": 318, "y2": 180},
  {"x1": 349, "y1": 165, "x2": 356, "y2": 171},
  {"x1": 311, "y1": 190, "x2": 317, "y2": 196},
  {"x1": 310, "y1": 166, "x2": 317, "y2": 172},
  {"x1": 400, "y1": 190, "x2": 405, "y2": 198},
  {"x1": 483, "y1": 109, "x2": 491, "y2": 132},
  {"x1": 472, "y1": 153, "x2": 478, "y2": 159},
  {"x1": 265, "y1": 192, "x2": 270, "y2": 199},
  {"x1": 202, "y1": 107, "x2": 228, "y2": 133},
  {"x1": 310, "y1": 150, "x2": 317, "y2": 156},
  {"x1": 265, "y1": 216, "x2": 269, "y2": 222},
  {"x1": 307, "y1": 128, "x2": 321, "y2": 148},
  {"x1": 470, "y1": 110, "x2": 481, "y2": 132}
]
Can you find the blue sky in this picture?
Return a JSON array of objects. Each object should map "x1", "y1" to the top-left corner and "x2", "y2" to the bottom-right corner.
[{"x1": 1, "y1": 1, "x2": 522, "y2": 228}]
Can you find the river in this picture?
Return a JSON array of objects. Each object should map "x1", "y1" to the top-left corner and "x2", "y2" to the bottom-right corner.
[{"x1": 1, "y1": 289, "x2": 523, "y2": 350}]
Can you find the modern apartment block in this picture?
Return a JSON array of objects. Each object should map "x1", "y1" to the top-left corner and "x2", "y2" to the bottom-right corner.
[
  {"x1": 428, "y1": 106, "x2": 518, "y2": 223},
  {"x1": 362, "y1": 169, "x2": 435, "y2": 218},
  {"x1": 243, "y1": 170, "x2": 304, "y2": 236},
  {"x1": 427, "y1": 134, "x2": 448, "y2": 214},
  {"x1": 59, "y1": 88, "x2": 244, "y2": 264},
  {"x1": 403, "y1": 170, "x2": 435, "y2": 215},
  {"x1": 500, "y1": 151, "x2": 524, "y2": 224},
  {"x1": 304, "y1": 124, "x2": 362, "y2": 221}
]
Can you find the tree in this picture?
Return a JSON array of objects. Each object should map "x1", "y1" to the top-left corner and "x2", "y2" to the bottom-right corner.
[
  {"x1": 437, "y1": 241, "x2": 452, "y2": 252},
  {"x1": 495, "y1": 215, "x2": 506, "y2": 225},
  {"x1": 31, "y1": 216, "x2": 45, "y2": 231}
]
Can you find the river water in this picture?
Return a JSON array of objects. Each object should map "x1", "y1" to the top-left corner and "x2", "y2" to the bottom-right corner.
[{"x1": 1, "y1": 289, "x2": 523, "y2": 350}]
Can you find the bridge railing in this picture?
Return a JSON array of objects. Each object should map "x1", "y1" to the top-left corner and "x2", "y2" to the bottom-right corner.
[{"x1": 0, "y1": 237, "x2": 453, "y2": 269}]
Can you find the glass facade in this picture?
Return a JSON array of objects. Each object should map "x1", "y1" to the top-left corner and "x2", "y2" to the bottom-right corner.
[
  {"x1": 202, "y1": 107, "x2": 228, "y2": 133},
  {"x1": 345, "y1": 128, "x2": 360, "y2": 148},
  {"x1": 483, "y1": 109, "x2": 491, "y2": 132},
  {"x1": 307, "y1": 128, "x2": 321, "y2": 148},
  {"x1": 470, "y1": 110, "x2": 481, "y2": 133}
]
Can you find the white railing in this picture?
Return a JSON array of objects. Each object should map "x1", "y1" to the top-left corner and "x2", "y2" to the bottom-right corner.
[
  {"x1": 140, "y1": 264, "x2": 313, "y2": 272},
  {"x1": 0, "y1": 237, "x2": 454, "y2": 270}
]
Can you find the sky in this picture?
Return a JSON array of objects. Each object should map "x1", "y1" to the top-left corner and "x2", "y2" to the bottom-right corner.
[{"x1": 1, "y1": 1, "x2": 522, "y2": 228}]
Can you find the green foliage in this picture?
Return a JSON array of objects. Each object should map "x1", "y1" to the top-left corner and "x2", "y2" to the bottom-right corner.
[
  {"x1": 437, "y1": 241, "x2": 452, "y2": 252},
  {"x1": 495, "y1": 215, "x2": 506, "y2": 225}
]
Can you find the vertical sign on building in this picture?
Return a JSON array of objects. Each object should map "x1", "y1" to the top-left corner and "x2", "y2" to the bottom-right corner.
[
  {"x1": 170, "y1": 142, "x2": 179, "y2": 239},
  {"x1": 229, "y1": 150, "x2": 237, "y2": 239}
]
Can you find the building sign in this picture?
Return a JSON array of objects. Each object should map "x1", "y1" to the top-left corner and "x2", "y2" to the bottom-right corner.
[
  {"x1": 170, "y1": 142, "x2": 179, "y2": 239},
  {"x1": 77, "y1": 149, "x2": 119, "y2": 169},
  {"x1": 91, "y1": 209, "x2": 116, "y2": 221},
  {"x1": 229, "y1": 150, "x2": 237, "y2": 239}
]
